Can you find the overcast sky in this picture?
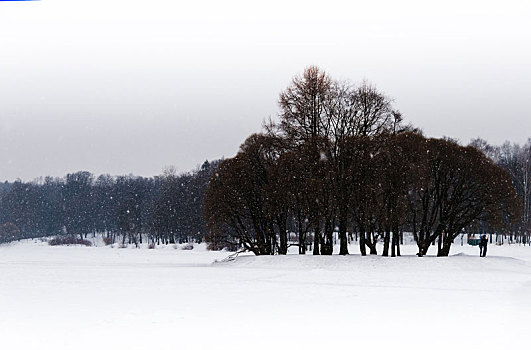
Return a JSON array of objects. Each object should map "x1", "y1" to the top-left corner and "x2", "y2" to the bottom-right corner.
[{"x1": 1, "y1": 0, "x2": 530, "y2": 181}]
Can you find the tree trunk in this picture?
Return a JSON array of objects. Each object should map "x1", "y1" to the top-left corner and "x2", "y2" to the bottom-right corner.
[
  {"x1": 312, "y1": 218, "x2": 320, "y2": 255},
  {"x1": 437, "y1": 241, "x2": 452, "y2": 256},
  {"x1": 437, "y1": 233, "x2": 443, "y2": 256},
  {"x1": 396, "y1": 229, "x2": 401, "y2": 256},
  {"x1": 339, "y1": 229, "x2": 348, "y2": 255},
  {"x1": 359, "y1": 225, "x2": 367, "y2": 256},
  {"x1": 321, "y1": 219, "x2": 333, "y2": 255},
  {"x1": 417, "y1": 238, "x2": 429, "y2": 257},
  {"x1": 299, "y1": 232, "x2": 306, "y2": 254},
  {"x1": 338, "y1": 212, "x2": 349, "y2": 255},
  {"x1": 366, "y1": 229, "x2": 377, "y2": 255},
  {"x1": 391, "y1": 230, "x2": 397, "y2": 257},
  {"x1": 382, "y1": 227, "x2": 390, "y2": 257},
  {"x1": 298, "y1": 218, "x2": 306, "y2": 254},
  {"x1": 313, "y1": 232, "x2": 320, "y2": 255},
  {"x1": 277, "y1": 219, "x2": 288, "y2": 255}
]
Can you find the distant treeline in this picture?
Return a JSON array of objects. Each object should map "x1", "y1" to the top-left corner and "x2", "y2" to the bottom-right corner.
[
  {"x1": 204, "y1": 66, "x2": 530, "y2": 256},
  {"x1": 0, "y1": 160, "x2": 220, "y2": 245},
  {"x1": 469, "y1": 137, "x2": 531, "y2": 227},
  {"x1": 1, "y1": 67, "x2": 531, "y2": 257}
]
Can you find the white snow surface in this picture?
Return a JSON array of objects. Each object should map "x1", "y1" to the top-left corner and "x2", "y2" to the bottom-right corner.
[{"x1": 1, "y1": 240, "x2": 530, "y2": 350}]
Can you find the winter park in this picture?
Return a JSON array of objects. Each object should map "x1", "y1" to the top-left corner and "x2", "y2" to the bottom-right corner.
[{"x1": 2, "y1": 1, "x2": 531, "y2": 349}]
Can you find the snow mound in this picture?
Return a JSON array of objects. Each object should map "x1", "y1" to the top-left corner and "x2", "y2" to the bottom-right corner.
[{"x1": 214, "y1": 252, "x2": 531, "y2": 275}]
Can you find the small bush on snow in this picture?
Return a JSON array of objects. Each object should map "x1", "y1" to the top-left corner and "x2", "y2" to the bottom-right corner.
[
  {"x1": 48, "y1": 236, "x2": 92, "y2": 247},
  {"x1": 181, "y1": 243, "x2": 194, "y2": 250},
  {"x1": 206, "y1": 239, "x2": 239, "y2": 252}
]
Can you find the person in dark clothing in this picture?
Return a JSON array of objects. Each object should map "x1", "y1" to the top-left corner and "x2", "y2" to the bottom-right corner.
[{"x1": 479, "y1": 235, "x2": 488, "y2": 257}]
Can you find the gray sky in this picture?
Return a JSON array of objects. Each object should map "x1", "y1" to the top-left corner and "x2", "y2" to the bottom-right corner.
[{"x1": 1, "y1": 0, "x2": 530, "y2": 181}]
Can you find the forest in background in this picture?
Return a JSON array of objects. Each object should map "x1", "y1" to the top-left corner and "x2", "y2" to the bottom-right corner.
[
  {"x1": 0, "y1": 160, "x2": 220, "y2": 246},
  {"x1": 1, "y1": 67, "x2": 530, "y2": 256}
]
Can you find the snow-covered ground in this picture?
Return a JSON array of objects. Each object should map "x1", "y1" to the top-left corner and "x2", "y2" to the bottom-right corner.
[{"x1": 1, "y1": 240, "x2": 530, "y2": 350}]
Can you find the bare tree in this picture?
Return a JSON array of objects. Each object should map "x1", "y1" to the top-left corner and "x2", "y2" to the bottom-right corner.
[
  {"x1": 204, "y1": 134, "x2": 287, "y2": 255},
  {"x1": 278, "y1": 66, "x2": 334, "y2": 145},
  {"x1": 407, "y1": 137, "x2": 521, "y2": 256}
]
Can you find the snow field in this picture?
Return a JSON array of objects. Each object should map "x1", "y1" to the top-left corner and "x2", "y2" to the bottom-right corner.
[{"x1": 0, "y1": 240, "x2": 530, "y2": 349}]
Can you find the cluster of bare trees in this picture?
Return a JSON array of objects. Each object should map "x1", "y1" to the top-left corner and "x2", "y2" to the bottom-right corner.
[
  {"x1": 470, "y1": 138, "x2": 531, "y2": 243},
  {"x1": 204, "y1": 67, "x2": 520, "y2": 256}
]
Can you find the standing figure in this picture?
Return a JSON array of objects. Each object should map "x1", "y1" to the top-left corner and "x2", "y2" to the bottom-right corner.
[{"x1": 479, "y1": 235, "x2": 488, "y2": 257}]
